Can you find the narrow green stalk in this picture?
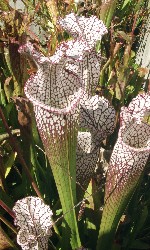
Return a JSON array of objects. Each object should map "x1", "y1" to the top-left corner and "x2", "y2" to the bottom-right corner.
[{"x1": 45, "y1": 127, "x2": 81, "y2": 249}]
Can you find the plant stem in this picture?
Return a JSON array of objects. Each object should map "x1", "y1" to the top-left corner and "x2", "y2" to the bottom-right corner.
[
  {"x1": 0, "y1": 199, "x2": 15, "y2": 219},
  {"x1": 0, "y1": 215, "x2": 17, "y2": 234}
]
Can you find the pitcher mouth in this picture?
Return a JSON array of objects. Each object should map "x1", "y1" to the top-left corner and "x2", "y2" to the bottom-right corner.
[
  {"x1": 119, "y1": 123, "x2": 150, "y2": 152},
  {"x1": 24, "y1": 79, "x2": 84, "y2": 115}
]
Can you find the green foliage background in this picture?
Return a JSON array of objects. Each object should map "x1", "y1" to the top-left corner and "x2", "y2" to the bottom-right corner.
[{"x1": 0, "y1": 0, "x2": 150, "y2": 249}]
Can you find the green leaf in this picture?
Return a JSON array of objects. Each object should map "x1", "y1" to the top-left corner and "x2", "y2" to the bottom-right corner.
[
  {"x1": 0, "y1": 0, "x2": 11, "y2": 11},
  {"x1": 0, "y1": 82, "x2": 6, "y2": 106},
  {"x1": 4, "y1": 77, "x2": 13, "y2": 102},
  {"x1": 135, "y1": 0, "x2": 145, "y2": 12},
  {"x1": 4, "y1": 152, "x2": 17, "y2": 178},
  {"x1": 121, "y1": 0, "x2": 131, "y2": 9},
  {"x1": 0, "y1": 89, "x2": 6, "y2": 106},
  {"x1": 100, "y1": 0, "x2": 119, "y2": 28},
  {"x1": 131, "y1": 50, "x2": 135, "y2": 58}
]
